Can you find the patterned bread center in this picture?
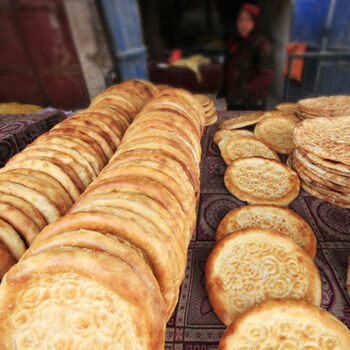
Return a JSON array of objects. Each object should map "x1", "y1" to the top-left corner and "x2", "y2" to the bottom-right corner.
[
  {"x1": 262, "y1": 121, "x2": 294, "y2": 148},
  {"x1": 226, "y1": 139, "x2": 275, "y2": 160},
  {"x1": 231, "y1": 163, "x2": 292, "y2": 198},
  {"x1": 218, "y1": 241, "x2": 309, "y2": 314},
  {"x1": 233, "y1": 320, "x2": 339, "y2": 349},
  {"x1": 10, "y1": 273, "x2": 145, "y2": 350},
  {"x1": 227, "y1": 211, "x2": 307, "y2": 250}
]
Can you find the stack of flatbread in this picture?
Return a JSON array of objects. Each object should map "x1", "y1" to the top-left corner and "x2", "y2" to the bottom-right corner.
[
  {"x1": 297, "y1": 95, "x2": 350, "y2": 120},
  {"x1": 0, "y1": 80, "x2": 156, "y2": 277},
  {"x1": 195, "y1": 94, "x2": 217, "y2": 125},
  {"x1": 0, "y1": 87, "x2": 204, "y2": 349},
  {"x1": 291, "y1": 115, "x2": 350, "y2": 208}
]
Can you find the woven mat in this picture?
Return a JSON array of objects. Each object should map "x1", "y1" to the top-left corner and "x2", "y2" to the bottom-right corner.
[{"x1": 165, "y1": 111, "x2": 350, "y2": 349}]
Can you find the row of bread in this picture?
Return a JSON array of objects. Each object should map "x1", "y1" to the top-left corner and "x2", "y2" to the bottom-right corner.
[
  {"x1": 0, "y1": 88, "x2": 206, "y2": 349},
  {"x1": 0, "y1": 80, "x2": 158, "y2": 278},
  {"x1": 208, "y1": 102, "x2": 350, "y2": 347}
]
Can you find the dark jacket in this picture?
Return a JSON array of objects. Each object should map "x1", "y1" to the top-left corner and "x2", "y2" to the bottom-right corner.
[{"x1": 217, "y1": 33, "x2": 275, "y2": 109}]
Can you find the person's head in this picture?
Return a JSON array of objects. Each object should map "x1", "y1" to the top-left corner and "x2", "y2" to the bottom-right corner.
[{"x1": 237, "y1": 3, "x2": 260, "y2": 38}]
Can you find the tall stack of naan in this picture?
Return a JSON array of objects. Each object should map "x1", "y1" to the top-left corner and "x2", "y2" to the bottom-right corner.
[
  {"x1": 0, "y1": 88, "x2": 204, "y2": 349},
  {"x1": 291, "y1": 115, "x2": 350, "y2": 208},
  {"x1": 0, "y1": 80, "x2": 156, "y2": 277},
  {"x1": 297, "y1": 95, "x2": 350, "y2": 120}
]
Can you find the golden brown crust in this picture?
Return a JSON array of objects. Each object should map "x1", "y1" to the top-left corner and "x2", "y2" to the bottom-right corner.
[
  {"x1": 0, "y1": 248, "x2": 165, "y2": 349},
  {"x1": 293, "y1": 115, "x2": 350, "y2": 165},
  {"x1": 275, "y1": 102, "x2": 298, "y2": 115},
  {"x1": 213, "y1": 129, "x2": 255, "y2": 145},
  {"x1": 35, "y1": 211, "x2": 181, "y2": 316},
  {"x1": 206, "y1": 228, "x2": 321, "y2": 326},
  {"x1": 0, "y1": 241, "x2": 15, "y2": 278},
  {"x1": 98, "y1": 164, "x2": 196, "y2": 238},
  {"x1": 123, "y1": 116, "x2": 201, "y2": 161},
  {"x1": 224, "y1": 157, "x2": 300, "y2": 206},
  {"x1": 2, "y1": 157, "x2": 81, "y2": 201},
  {"x1": 254, "y1": 114, "x2": 299, "y2": 154},
  {"x1": 114, "y1": 142, "x2": 200, "y2": 195},
  {"x1": 47, "y1": 127, "x2": 108, "y2": 166},
  {"x1": 0, "y1": 190, "x2": 47, "y2": 230},
  {"x1": 219, "y1": 112, "x2": 265, "y2": 129},
  {"x1": 215, "y1": 204, "x2": 316, "y2": 258},
  {"x1": 0, "y1": 218, "x2": 26, "y2": 260},
  {"x1": 292, "y1": 152, "x2": 350, "y2": 193},
  {"x1": 219, "y1": 136, "x2": 279, "y2": 164},
  {"x1": 218, "y1": 299, "x2": 350, "y2": 349},
  {"x1": 33, "y1": 134, "x2": 103, "y2": 175}
]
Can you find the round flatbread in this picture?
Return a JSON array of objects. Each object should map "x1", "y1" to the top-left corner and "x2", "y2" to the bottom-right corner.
[
  {"x1": 213, "y1": 129, "x2": 255, "y2": 145},
  {"x1": 219, "y1": 136, "x2": 279, "y2": 165},
  {"x1": 219, "y1": 112, "x2": 265, "y2": 129},
  {"x1": 0, "y1": 248, "x2": 165, "y2": 349},
  {"x1": 224, "y1": 157, "x2": 300, "y2": 206},
  {"x1": 218, "y1": 299, "x2": 350, "y2": 350},
  {"x1": 216, "y1": 204, "x2": 316, "y2": 258},
  {"x1": 34, "y1": 211, "x2": 180, "y2": 317},
  {"x1": 254, "y1": 114, "x2": 299, "y2": 154},
  {"x1": 275, "y1": 102, "x2": 298, "y2": 115},
  {"x1": 206, "y1": 228, "x2": 321, "y2": 325}
]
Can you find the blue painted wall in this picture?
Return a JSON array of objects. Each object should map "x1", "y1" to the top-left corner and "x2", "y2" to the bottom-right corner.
[
  {"x1": 290, "y1": 0, "x2": 330, "y2": 48},
  {"x1": 286, "y1": 0, "x2": 350, "y2": 100}
]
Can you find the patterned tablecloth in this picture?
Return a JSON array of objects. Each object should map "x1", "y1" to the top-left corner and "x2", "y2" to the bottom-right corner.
[
  {"x1": 0, "y1": 108, "x2": 66, "y2": 168},
  {"x1": 165, "y1": 111, "x2": 350, "y2": 350}
]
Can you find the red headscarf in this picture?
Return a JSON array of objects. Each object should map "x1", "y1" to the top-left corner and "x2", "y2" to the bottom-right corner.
[{"x1": 240, "y1": 3, "x2": 260, "y2": 21}]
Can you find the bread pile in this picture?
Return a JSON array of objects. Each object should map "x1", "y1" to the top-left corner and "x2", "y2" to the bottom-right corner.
[
  {"x1": 206, "y1": 204, "x2": 319, "y2": 325},
  {"x1": 207, "y1": 205, "x2": 350, "y2": 347},
  {"x1": 0, "y1": 88, "x2": 204, "y2": 349},
  {"x1": 297, "y1": 95, "x2": 350, "y2": 120},
  {"x1": 0, "y1": 80, "x2": 156, "y2": 277},
  {"x1": 195, "y1": 94, "x2": 217, "y2": 125},
  {"x1": 290, "y1": 115, "x2": 350, "y2": 208},
  {"x1": 214, "y1": 112, "x2": 300, "y2": 206}
]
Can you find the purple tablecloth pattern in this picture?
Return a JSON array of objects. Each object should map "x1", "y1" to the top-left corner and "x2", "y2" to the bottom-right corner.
[
  {"x1": 0, "y1": 108, "x2": 66, "y2": 167},
  {"x1": 165, "y1": 111, "x2": 350, "y2": 350}
]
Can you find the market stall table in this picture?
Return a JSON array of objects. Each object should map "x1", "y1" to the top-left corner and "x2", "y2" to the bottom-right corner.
[{"x1": 165, "y1": 110, "x2": 350, "y2": 349}]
